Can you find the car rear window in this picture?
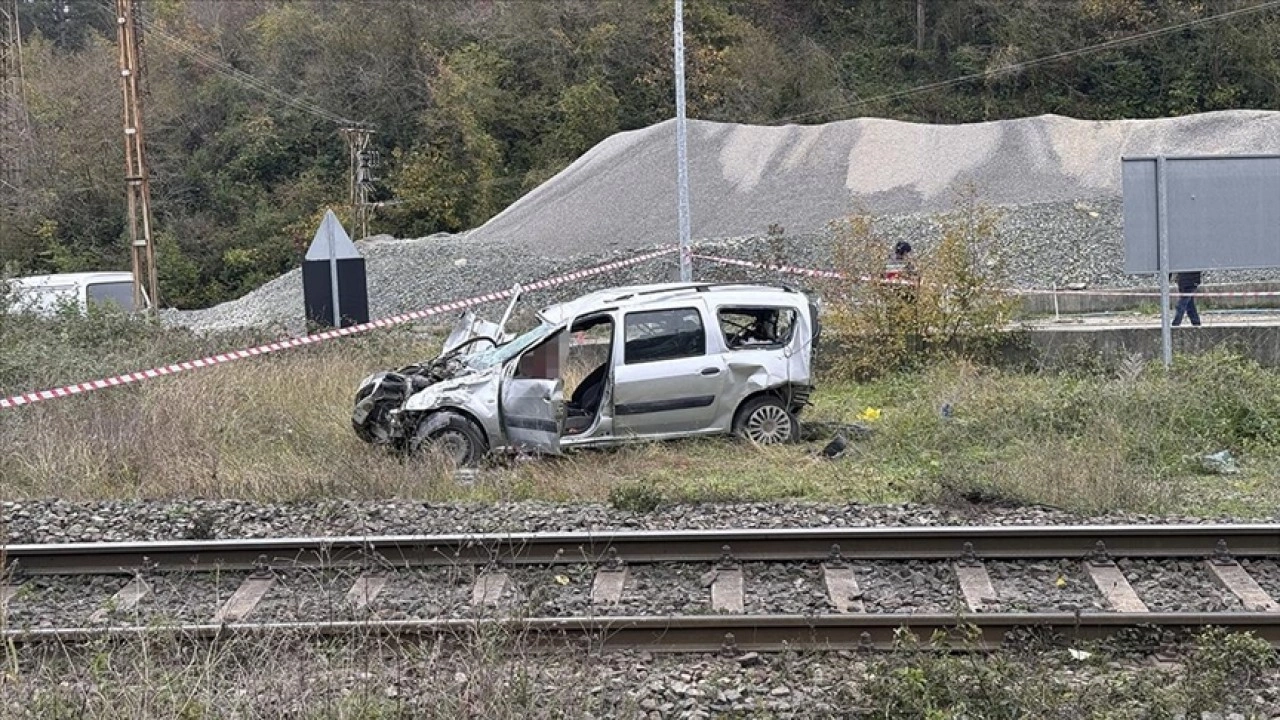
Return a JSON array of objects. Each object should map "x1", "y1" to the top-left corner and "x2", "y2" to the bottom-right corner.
[
  {"x1": 624, "y1": 308, "x2": 706, "y2": 364},
  {"x1": 717, "y1": 306, "x2": 797, "y2": 349}
]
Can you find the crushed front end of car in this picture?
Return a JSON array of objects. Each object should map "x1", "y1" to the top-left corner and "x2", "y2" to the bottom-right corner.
[{"x1": 351, "y1": 308, "x2": 511, "y2": 448}]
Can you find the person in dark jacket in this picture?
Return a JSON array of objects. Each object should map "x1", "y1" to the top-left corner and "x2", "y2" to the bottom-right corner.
[
  {"x1": 1172, "y1": 271, "x2": 1202, "y2": 327},
  {"x1": 885, "y1": 241, "x2": 915, "y2": 281}
]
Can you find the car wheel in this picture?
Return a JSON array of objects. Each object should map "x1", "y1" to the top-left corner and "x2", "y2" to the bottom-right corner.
[
  {"x1": 411, "y1": 412, "x2": 489, "y2": 466},
  {"x1": 733, "y1": 395, "x2": 799, "y2": 445}
]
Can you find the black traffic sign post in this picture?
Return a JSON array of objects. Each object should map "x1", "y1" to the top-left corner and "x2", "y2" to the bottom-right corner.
[{"x1": 303, "y1": 209, "x2": 369, "y2": 329}]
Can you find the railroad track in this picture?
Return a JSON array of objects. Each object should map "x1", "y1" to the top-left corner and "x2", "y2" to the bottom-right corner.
[{"x1": 4, "y1": 525, "x2": 1280, "y2": 652}]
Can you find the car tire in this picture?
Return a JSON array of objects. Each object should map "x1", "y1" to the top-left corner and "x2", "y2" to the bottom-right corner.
[
  {"x1": 733, "y1": 395, "x2": 800, "y2": 445},
  {"x1": 411, "y1": 412, "x2": 489, "y2": 466}
]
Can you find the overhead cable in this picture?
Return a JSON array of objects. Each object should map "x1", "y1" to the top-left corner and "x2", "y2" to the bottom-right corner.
[{"x1": 780, "y1": 0, "x2": 1280, "y2": 123}]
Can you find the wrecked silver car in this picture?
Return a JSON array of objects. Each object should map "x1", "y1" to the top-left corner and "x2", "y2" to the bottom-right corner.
[{"x1": 352, "y1": 283, "x2": 820, "y2": 465}]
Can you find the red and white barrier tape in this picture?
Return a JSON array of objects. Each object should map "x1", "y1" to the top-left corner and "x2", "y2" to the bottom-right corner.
[
  {"x1": 694, "y1": 254, "x2": 845, "y2": 279},
  {"x1": 1, "y1": 248, "x2": 675, "y2": 410},
  {"x1": 694, "y1": 254, "x2": 1280, "y2": 299}
]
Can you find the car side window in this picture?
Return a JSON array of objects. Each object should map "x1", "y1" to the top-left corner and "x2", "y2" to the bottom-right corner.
[
  {"x1": 624, "y1": 308, "x2": 706, "y2": 364},
  {"x1": 86, "y1": 281, "x2": 136, "y2": 311},
  {"x1": 718, "y1": 307, "x2": 797, "y2": 349}
]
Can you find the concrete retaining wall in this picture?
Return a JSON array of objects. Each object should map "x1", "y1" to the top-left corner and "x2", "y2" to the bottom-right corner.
[
  {"x1": 1018, "y1": 324, "x2": 1280, "y2": 368},
  {"x1": 1018, "y1": 282, "x2": 1280, "y2": 315}
]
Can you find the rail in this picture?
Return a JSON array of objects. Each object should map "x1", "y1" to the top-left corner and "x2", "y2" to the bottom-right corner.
[{"x1": 5, "y1": 524, "x2": 1278, "y2": 575}]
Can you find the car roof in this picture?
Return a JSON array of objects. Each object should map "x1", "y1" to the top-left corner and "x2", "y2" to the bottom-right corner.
[
  {"x1": 9, "y1": 272, "x2": 134, "y2": 288},
  {"x1": 539, "y1": 282, "x2": 806, "y2": 324}
]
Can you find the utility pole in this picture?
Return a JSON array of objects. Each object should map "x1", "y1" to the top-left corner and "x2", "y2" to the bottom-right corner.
[
  {"x1": 0, "y1": 0, "x2": 28, "y2": 202},
  {"x1": 341, "y1": 126, "x2": 376, "y2": 239},
  {"x1": 116, "y1": 0, "x2": 158, "y2": 312},
  {"x1": 916, "y1": 0, "x2": 925, "y2": 52},
  {"x1": 673, "y1": 0, "x2": 692, "y2": 282}
]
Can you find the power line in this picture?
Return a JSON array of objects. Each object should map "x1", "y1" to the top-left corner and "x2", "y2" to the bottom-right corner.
[
  {"x1": 780, "y1": 0, "x2": 1280, "y2": 123},
  {"x1": 133, "y1": 14, "x2": 362, "y2": 127}
]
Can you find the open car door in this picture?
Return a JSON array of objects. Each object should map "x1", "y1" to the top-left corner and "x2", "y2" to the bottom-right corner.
[{"x1": 500, "y1": 329, "x2": 566, "y2": 454}]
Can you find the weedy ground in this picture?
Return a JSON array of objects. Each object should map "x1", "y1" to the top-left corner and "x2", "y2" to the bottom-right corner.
[
  {"x1": 3, "y1": 310, "x2": 1280, "y2": 719},
  {"x1": 2, "y1": 307, "x2": 1278, "y2": 517},
  {"x1": 0, "y1": 624, "x2": 1275, "y2": 719}
]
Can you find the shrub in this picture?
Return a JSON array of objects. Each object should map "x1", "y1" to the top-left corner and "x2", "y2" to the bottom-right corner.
[
  {"x1": 818, "y1": 187, "x2": 1017, "y2": 380},
  {"x1": 608, "y1": 482, "x2": 664, "y2": 513}
]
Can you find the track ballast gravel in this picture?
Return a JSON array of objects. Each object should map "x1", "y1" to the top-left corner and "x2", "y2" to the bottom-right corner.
[{"x1": 5, "y1": 498, "x2": 1276, "y2": 544}]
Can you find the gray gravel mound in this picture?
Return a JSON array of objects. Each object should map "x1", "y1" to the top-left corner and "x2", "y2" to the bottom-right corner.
[
  {"x1": 167, "y1": 110, "x2": 1280, "y2": 334},
  {"x1": 164, "y1": 235, "x2": 682, "y2": 335},
  {"x1": 472, "y1": 110, "x2": 1280, "y2": 254}
]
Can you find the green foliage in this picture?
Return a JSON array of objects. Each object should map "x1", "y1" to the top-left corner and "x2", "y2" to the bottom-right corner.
[
  {"x1": 608, "y1": 481, "x2": 664, "y2": 513},
  {"x1": 820, "y1": 189, "x2": 1017, "y2": 380},
  {"x1": 0, "y1": 303, "x2": 264, "y2": 397},
  {"x1": 862, "y1": 627, "x2": 1275, "y2": 719},
  {"x1": 5, "y1": 0, "x2": 1280, "y2": 311},
  {"x1": 825, "y1": 348, "x2": 1280, "y2": 515},
  {"x1": 1181, "y1": 628, "x2": 1278, "y2": 713}
]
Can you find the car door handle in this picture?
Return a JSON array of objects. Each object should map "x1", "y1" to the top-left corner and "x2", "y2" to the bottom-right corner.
[{"x1": 700, "y1": 367, "x2": 721, "y2": 376}]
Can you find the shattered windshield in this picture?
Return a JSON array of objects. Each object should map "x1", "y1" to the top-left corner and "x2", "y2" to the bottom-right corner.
[{"x1": 462, "y1": 321, "x2": 559, "y2": 370}]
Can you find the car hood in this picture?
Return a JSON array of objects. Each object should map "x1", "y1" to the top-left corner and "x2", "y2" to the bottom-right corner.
[{"x1": 441, "y1": 310, "x2": 514, "y2": 355}]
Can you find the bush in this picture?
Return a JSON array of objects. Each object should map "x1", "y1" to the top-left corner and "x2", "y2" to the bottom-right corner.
[
  {"x1": 818, "y1": 187, "x2": 1017, "y2": 380},
  {"x1": 608, "y1": 482, "x2": 664, "y2": 513}
]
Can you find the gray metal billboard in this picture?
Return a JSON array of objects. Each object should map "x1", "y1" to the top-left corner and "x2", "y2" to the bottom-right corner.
[{"x1": 1123, "y1": 154, "x2": 1280, "y2": 274}]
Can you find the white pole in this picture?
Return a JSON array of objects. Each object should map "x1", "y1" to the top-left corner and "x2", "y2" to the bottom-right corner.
[
  {"x1": 673, "y1": 0, "x2": 692, "y2": 282},
  {"x1": 327, "y1": 220, "x2": 341, "y2": 328},
  {"x1": 1157, "y1": 155, "x2": 1172, "y2": 368}
]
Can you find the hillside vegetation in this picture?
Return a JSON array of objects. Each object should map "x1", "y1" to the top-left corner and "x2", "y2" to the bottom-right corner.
[{"x1": 2, "y1": 0, "x2": 1279, "y2": 308}]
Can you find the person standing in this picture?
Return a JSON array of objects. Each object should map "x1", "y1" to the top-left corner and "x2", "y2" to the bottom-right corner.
[
  {"x1": 1172, "y1": 271, "x2": 1202, "y2": 327},
  {"x1": 885, "y1": 241, "x2": 915, "y2": 281}
]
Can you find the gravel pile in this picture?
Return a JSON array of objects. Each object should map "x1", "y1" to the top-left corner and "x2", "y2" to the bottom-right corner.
[
  {"x1": 5, "y1": 499, "x2": 1273, "y2": 544},
  {"x1": 163, "y1": 237, "x2": 682, "y2": 335},
  {"x1": 473, "y1": 111, "x2": 1280, "y2": 257},
  {"x1": 166, "y1": 110, "x2": 1280, "y2": 334}
]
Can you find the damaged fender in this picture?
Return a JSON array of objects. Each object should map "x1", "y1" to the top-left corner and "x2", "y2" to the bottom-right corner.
[{"x1": 401, "y1": 369, "x2": 503, "y2": 444}]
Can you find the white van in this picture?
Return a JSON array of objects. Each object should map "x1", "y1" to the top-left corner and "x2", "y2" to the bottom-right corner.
[{"x1": 5, "y1": 272, "x2": 148, "y2": 316}]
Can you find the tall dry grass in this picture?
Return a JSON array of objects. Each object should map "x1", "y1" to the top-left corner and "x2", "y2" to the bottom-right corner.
[
  {"x1": 3, "y1": 303, "x2": 1279, "y2": 516},
  {"x1": 2, "y1": 331, "x2": 455, "y2": 500},
  {"x1": 1, "y1": 629, "x2": 619, "y2": 719}
]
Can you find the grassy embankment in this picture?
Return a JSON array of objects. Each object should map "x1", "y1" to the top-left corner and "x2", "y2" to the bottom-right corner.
[{"x1": 2, "y1": 308, "x2": 1279, "y2": 516}]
